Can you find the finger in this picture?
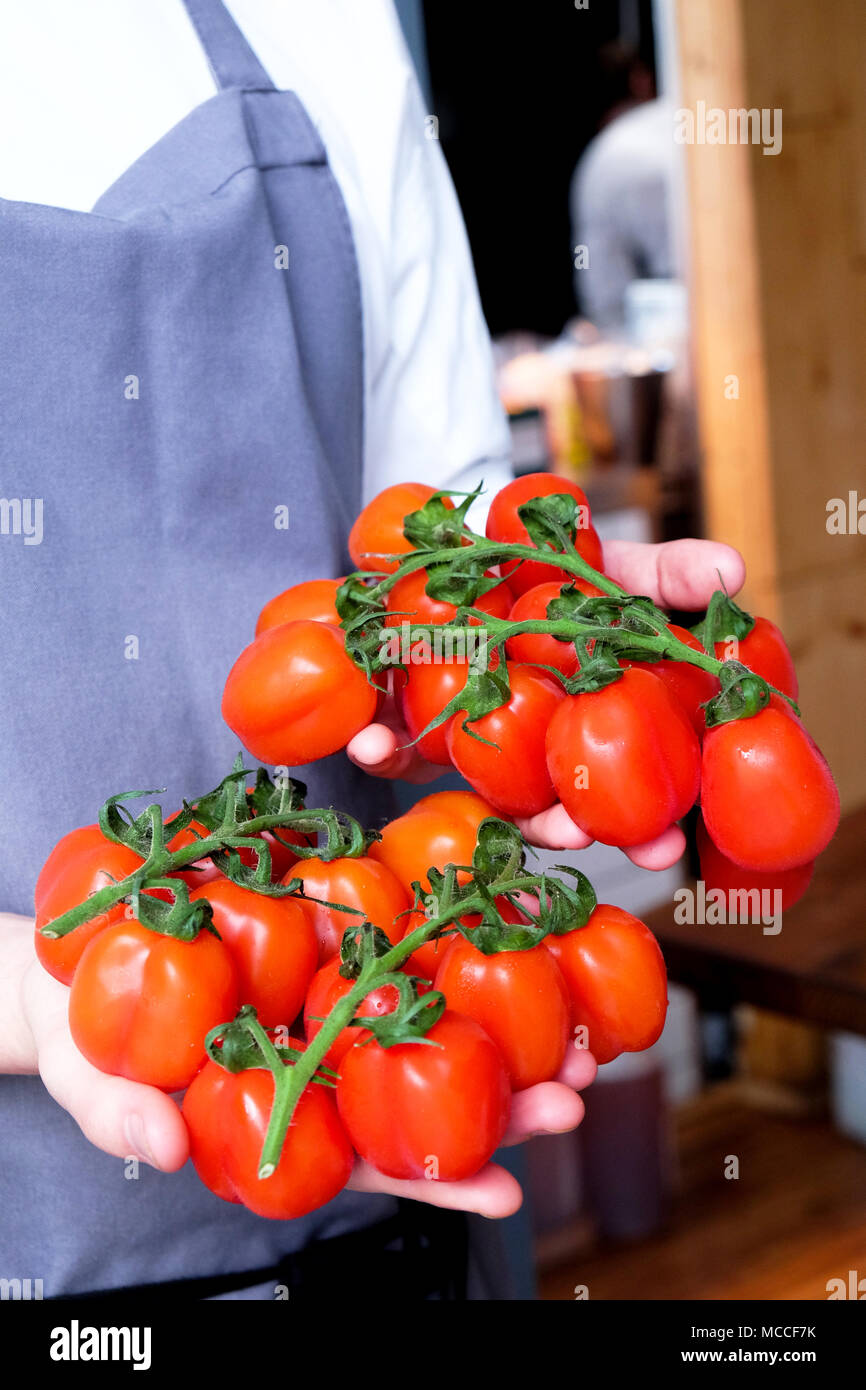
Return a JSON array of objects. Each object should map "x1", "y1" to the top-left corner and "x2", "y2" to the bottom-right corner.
[
  {"x1": 516, "y1": 802, "x2": 594, "y2": 851},
  {"x1": 623, "y1": 823, "x2": 686, "y2": 870},
  {"x1": 346, "y1": 723, "x2": 444, "y2": 784},
  {"x1": 555, "y1": 1046, "x2": 598, "y2": 1091},
  {"x1": 347, "y1": 1158, "x2": 523, "y2": 1218},
  {"x1": 602, "y1": 538, "x2": 746, "y2": 612},
  {"x1": 503, "y1": 1081, "x2": 585, "y2": 1146},
  {"x1": 25, "y1": 969, "x2": 188, "y2": 1171}
]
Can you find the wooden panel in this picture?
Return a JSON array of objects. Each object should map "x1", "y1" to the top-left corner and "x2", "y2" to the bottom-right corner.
[
  {"x1": 677, "y1": 0, "x2": 866, "y2": 810},
  {"x1": 674, "y1": 0, "x2": 779, "y2": 615}
]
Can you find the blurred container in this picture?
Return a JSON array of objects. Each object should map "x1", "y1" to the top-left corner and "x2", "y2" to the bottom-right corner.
[
  {"x1": 830, "y1": 1032, "x2": 866, "y2": 1144},
  {"x1": 580, "y1": 1054, "x2": 674, "y2": 1242}
]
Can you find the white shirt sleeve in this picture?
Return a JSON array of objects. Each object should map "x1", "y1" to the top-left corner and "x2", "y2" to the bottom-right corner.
[{"x1": 357, "y1": 12, "x2": 512, "y2": 522}]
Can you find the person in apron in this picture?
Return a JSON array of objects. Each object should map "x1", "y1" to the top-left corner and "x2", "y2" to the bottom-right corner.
[
  {"x1": 0, "y1": 0, "x2": 488, "y2": 1301},
  {"x1": 0, "y1": 0, "x2": 745, "y2": 1299}
]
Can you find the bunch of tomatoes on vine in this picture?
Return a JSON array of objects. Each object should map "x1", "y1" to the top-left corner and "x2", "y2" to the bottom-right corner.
[{"x1": 36, "y1": 474, "x2": 839, "y2": 1218}]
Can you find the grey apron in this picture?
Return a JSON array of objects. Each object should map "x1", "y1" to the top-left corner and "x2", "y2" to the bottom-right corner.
[{"x1": 0, "y1": 0, "x2": 400, "y2": 1295}]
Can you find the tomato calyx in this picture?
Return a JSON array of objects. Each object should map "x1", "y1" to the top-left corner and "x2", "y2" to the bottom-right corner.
[
  {"x1": 336, "y1": 921, "x2": 396, "y2": 980},
  {"x1": 415, "y1": 820, "x2": 597, "y2": 955},
  {"x1": 702, "y1": 661, "x2": 772, "y2": 728},
  {"x1": 205, "y1": 1006, "x2": 338, "y2": 1083},
  {"x1": 129, "y1": 876, "x2": 219, "y2": 942},
  {"x1": 692, "y1": 588, "x2": 756, "y2": 653},
  {"x1": 401, "y1": 486, "x2": 478, "y2": 553},
  {"x1": 354, "y1": 975, "x2": 446, "y2": 1049},
  {"x1": 516, "y1": 491, "x2": 593, "y2": 557}
]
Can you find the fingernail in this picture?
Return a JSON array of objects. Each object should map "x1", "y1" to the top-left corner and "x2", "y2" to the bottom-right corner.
[{"x1": 123, "y1": 1113, "x2": 159, "y2": 1169}]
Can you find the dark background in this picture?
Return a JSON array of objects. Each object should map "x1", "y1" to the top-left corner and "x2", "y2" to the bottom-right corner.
[{"x1": 421, "y1": 0, "x2": 657, "y2": 336}]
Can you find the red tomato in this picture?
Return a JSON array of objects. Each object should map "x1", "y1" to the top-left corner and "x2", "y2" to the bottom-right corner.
[
  {"x1": 701, "y1": 699, "x2": 839, "y2": 872},
  {"x1": 446, "y1": 664, "x2": 564, "y2": 817},
  {"x1": 69, "y1": 919, "x2": 238, "y2": 1091},
  {"x1": 505, "y1": 578, "x2": 604, "y2": 676},
  {"x1": 396, "y1": 649, "x2": 474, "y2": 765},
  {"x1": 695, "y1": 814, "x2": 814, "y2": 913},
  {"x1": 435, "y1": 925, "x2": 571, "y2": 1090},
  {"x1": 284, "y1": 855, "x2": 410, "y2": 964},
  {"x1": 628, "y1": 625, "x2": 720, "y2": 737},
  {"x1": 336, "y1": 1010, "x2": 510, "y2": 1181},
  {"x1": 370, "y1": 808, "x2": 482, "y2": 893},
  {"x1": 545, "y1": 904, "x2": 668, "y2": 1065},
  {"x1": 183, "y1": 1041, "x2": 354, "y2": 1219},
  {"x1": 545, "y1": 667, "x2": 701, "y2": 846},
  {"x1": 34, "y1": 826, "x2": 146, "y2": 985},
  {"x1": 714, "y1": 615, "x2": 799, "y2": 701},
  {"x1": 304, "y1": 957, "x2": 427, "y2": 1069},
  {"x1": 385, "y1": 567, "x2": 513, "y2": 628},
  {"x1": 189, "y1": 880, "x2": 318, "y2": 1028},
  {"x1": 222, "y1": 620, "x2": 378, "y2": 766},
  {"x1": 486, "y1": 472, "x2": 604, "y2": 596},
  {"x1": 405, "y1": 789, "x2": 497, "y2": 826},
  {"x1": 255, "y1": 578, "x2": 343, "y2": 636},
  {"x1": 349, "y1": 483, "x2": 454, "y2": 575}
]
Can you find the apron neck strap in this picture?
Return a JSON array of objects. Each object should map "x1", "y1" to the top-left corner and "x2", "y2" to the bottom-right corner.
[{"x1": 182, "y1": 0, "x2": 275, "y2": 92}]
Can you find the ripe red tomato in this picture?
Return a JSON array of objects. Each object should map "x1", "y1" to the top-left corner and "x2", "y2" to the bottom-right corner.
[
  {"x1": 695, "y1": 814, "x2": 814, "y2": 912},
  {"x1": 222, "y1": 620, "x2": 378, "y2": 766},
  {"x1": 284, "y1": 855, "x2": 410, "y2": 964},
  {"x1": 486, "y1": 472, "x2": 604, "y2": 596},
  {"x1": 405, "y1": 789, "x2": 497, "y2": 826},
  {"x1": 304, "y1": 958, "x2": 427, "y2": 1069},
  {"x1": 714, "y1": 615, "x2": 799, "y2": 701},
  {"x1": 446, "y1": 664, "x2": 564, "y2": 817},
  {"x1": 628, "y1": 625, "x2": 720, "y2": 737},
  {"x1": 545, "y1": 904, "x2": 668, "y2": 1065},
  {"x1": 349, "y1": 483, "x2": 454, "y2": 575},
  {"x1": 701, "y1": 699, "x2": 839, "y2": 872},
  {"x1": 505, "y1": 578, "x2": 604, "y2": 676},
  {"x1": 34, "y1": 826, "x2": 146, "y2": 985},
  {"x1": 69, "y1": 919, "x2": 238, "y2": 1091},
  {"x1": 255, "y1": 578, "x2": 343, "y2": 636},
  {"x1": 546, "y1": 667, "x2": 701, "y2": 846},
  {"x1": 370, "y1": 808, "x2": 483, "y2": 893},
  {"x1": 435, "y1": 924, "x2": 571, "y2": 1090},
  {"x1": 336, "y1": 1010, "x2": 511, "y2": 1181},
  {"x1": 183, "y1": 1041, "x2": 354, "y2": 1219},
  {"x1": 385, "y1": 567, "x2": 513, "y2": 628},
  {"x1": 397, "y1": 650, "x2": 474, "y2": 765},
  {"x1": 189, "y1": 880, "x2": 318, "y2": 1029}
]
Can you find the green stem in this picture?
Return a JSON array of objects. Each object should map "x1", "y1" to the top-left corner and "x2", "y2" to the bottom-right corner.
[
  {"x1": 254, "y1": 871, "x2": 550, "y2": 1174},
  {"x1": 39, "y1": 807, "x2": 365, "y2": 940},
  {"x1": 364, "y1": 533, "x2": 625, "y2": 606}
]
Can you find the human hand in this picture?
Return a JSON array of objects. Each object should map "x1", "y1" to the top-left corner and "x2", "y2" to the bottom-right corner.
[
  {"x1": 14, "y1": 917, "x2": 595, "y2": 1217},
  {"x1": 347, "y1": 536, "x2": 746, "y2": 869},
  {"x1": 16, "y1": 925, "x2": 189, "y2": 1170}
]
